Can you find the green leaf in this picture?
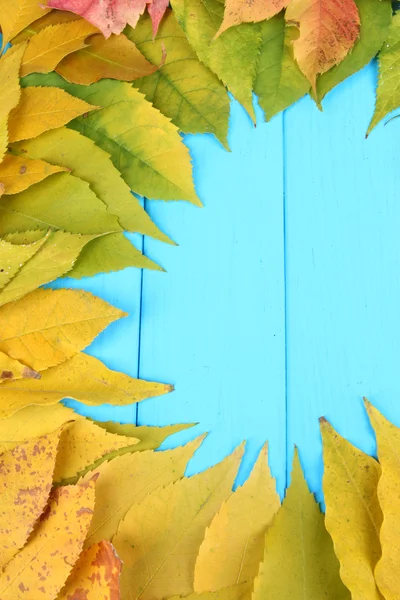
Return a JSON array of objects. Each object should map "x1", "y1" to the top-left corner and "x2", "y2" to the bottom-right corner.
[
  {"x1": 254, "y1": 13, "x2": 309, "y2": 121},
  {"x1": 127, "y1": 11, "x2": 230, "y2": 146},
  {"x1": 0, "y1": 230, "x2": 98, "y2": 306},
  {"x1": 317, "y1": 0, "x2": 392, "y2": 105},
  {"x1": 367, "y1": 13, "x2": 400, "y2": 134},
  {"x1": 67, "y1": 233, "x2": 162, "y2": 278},
  {"x1": 170, "y1": 0, "x2": 261, "y2": 121},
  {"x1": 23, "y1": 74, "x2": 200, "y2": 205},
  {"x1": 12, "y1": 128, "x2": 173, "y2": 243},
  {"x1": 253, "y1": 449, "x2": 350, "y2": 600},
  {"x1": 0, "y1": 172, "x2": 121, "y2": 235}
]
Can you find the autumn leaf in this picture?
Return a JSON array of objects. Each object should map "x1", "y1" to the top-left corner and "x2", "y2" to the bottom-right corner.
[
  {"x1": 254, "y1": 13, "x2": 309, "y2": 121},
  {"x1": 58, "y1": 541, "x2": 122, "y2": 600},
  {"x1": 0, "y1": 478, "x2": 96, "y2": 599},
  {"x1": 0, "y1": 352, "x2": 173, "y2": 417},
  {"x1": 0, "y1": 172, "x2": 121, "y2": 236},
  {"x1": 127, "y1": 11, "x2": 230, "y2": 146},
  {"x1": 23, "y1": 73, "x2": 201, "y2": 204},
  {"x1": 0, "y1": 230, "x2": 99, "y2": 306},
  {"x1": 11, "y1": 127, "x2": 173, "y2": 244},
  {"x1": 147, "y1": 0, "x2": 170, "y2": 36},
  {"x1": 11, "y1": 9, "x2": 81, "y2": 44},
  {"x1": 316, "y1": 0, "x2": 392, "y2": 104},
  {"x1": 320, "y1": 418, "x2": 383, "y2": 600},
  {"x1": 216, "y1": 0, "x2": 288, "y2": 37},
  {"x1": 170, "y1": 0, "x2": 261, "y2": 121},
  {"x1": 57, "y1": 32, "x2": 157, "y2": 85},
  {"x1": 47, "y1": 0, "x2": 148, "y2": 37},
  {"x1": 81, "y1": 435, "x2": 206, "y2": 546},
  {"x1": 365, "y1": 400, "x2": 400, "y2": 600},
  {"x1": 0, "y1": 43, "x2": 26, "y2": 160},
  {"x1": 285, "y1": 0, "x2": 360, "y2": 92},
  {"x1": 0, "y1": 0, "x2": 50, "y2": 48},
  {"x1": 168, "y1": 586, "x2": 249, "y2": 600},
  {"x1": 194, "y1": 444, "x2": 279, "y2": 592},
  {"x1": 8, "y1": 85, "x2": 98, "y2": 142},
  {"x1": 0, "y1": 350, "x2": 39, "y2": 381},
  {"x1": 19, "y1": 18, "x2": 98, "y2": 76},
  {"x1": 0, "y1": 428, "x2": 64, "y2": 566},
  {"x1": 0, "y1": 231, "x2": 48, "y2": 290},
  {"x1": 367, "y1": 13, "x2": 400, "y2": 135},
  {"x1": 95, "y1": 420, "x2": 196, "y2": 452},
  {"x1": 0, "y1": 153, "x2": 67, "y2": 194},
  {"x1": 113, "y1": 445, "x2": 244, "y2": 600},
  {"x1": 253, "y1": 448, "x2": 350, "y2": 600},
  {"x1": 0, "y1": 288, "x2": 125, "y2": 371}
]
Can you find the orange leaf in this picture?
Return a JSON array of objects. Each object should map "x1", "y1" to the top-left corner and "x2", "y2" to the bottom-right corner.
[
  {"x1": 57, "y1": 32, "x2": 157, "y2": 84},
  {"x1": 285, "y1": 0, "x2": 360, "y2": 92},
  {"x1": 0, "y1": 477, "x2": 96, "y2": 599},
  {"x1": 0, "y1": 427, "x2": 64, "y2": 566},
  {"x1": 59, "y1": 541, "x2": 122, "y2": 599},
  {"x1": 216, "y1": 0, "x2": 289, "y2": 37}
]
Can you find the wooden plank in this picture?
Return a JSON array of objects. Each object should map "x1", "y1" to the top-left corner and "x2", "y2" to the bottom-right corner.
[
  {"x1": 284, "y1": 64, "x2": 400, "y2": 497},
  {"x1": 49, "y1": 232, "x2": 143, "y2": 424},
  {"x1": 137, "y1": 100, "x2": 287, "y2": 493}
]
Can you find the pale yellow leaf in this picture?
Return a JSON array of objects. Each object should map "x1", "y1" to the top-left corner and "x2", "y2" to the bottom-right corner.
[
  {"x1": 0, "y1": 0, "x2": 50, "y2": 47},
  {"x1": 0, "y1": 288, "x2": 125, "y2": 371},
  {"x1": 321, "y1": 418, "x2": 383, "y2": 600},
  {"x1": 20, "y1": 19, "x2": 98, "y2": 76},
  {"x1": 8, "y1": 86, "x2": 98, "y2": 142},
  {"x1": 366, "y1": 400, "x2": 400, "y2": 599},
  {"x1": 195, "y1": 444, "x2": 279, "y2": 592},
  {"x1": 0, "y1": 231, "x2": 48, "y2": 290},
  {"x1": 81, "y1": 435, "x2": 206, "y2": 547},
  {"x1": 58, "y1": 541, "x2": 122, "y2": 600},
  {"x1": 253, "y1": 448, "x2": 350, "y2": 600},
  {"x1": 0, "y1": 350, "x2": 39, "y2": 382},
  {"x1": 0, "y1": 427, "x2": 63, "y2": 566},
  {"x1": 168, "y1": 584, "x2": 249, "y2": 600},
  {"x1": 113, "y1": 445, "x2": 244, "y2": 600},
  {"x1": 0, "y1": 153, "x2": 67, "y2": 194},
  {"x1": 95, "y1": 420, "x2": 196, "y2": 451},
  {"x1": 0, "y1": 478, "x2": 96, "y2": 599},
  {"x1": 0, "y1": 352, "x2": 173, "y2": 417}
]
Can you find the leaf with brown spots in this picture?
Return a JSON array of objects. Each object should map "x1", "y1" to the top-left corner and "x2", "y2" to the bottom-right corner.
[
  {"x1": 216, "y1": 0, "x2": 289, "y2": 37},
  {"x1": 0, "y1": 427, "x2": 64, "y2": 567},
  {"x1": 58, "y1": 540, "x2": 122, "y2": 600},
  {"x1": 0, "y1": 349, "x2": 40, "y2": 382},
  {"x1": 0, "y1": 477, "x2": 96, "y2": 599},
  {"x1": 0, "y1": 153, "x2": 67, "y2": 195},
  {"x1": 285, "y1": 0, "x2": 360, "y2": 92}
]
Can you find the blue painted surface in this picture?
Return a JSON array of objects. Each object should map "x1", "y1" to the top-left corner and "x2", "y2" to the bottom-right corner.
[{"x1": 54, "y1": 60, "x2": 400, "y2": 498}]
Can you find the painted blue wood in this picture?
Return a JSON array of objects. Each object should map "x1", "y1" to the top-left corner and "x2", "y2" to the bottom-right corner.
[
  {"x1": 137, "y1": 99, "x2": 287, "y2": 494},
  {"x1": 284, "y1": 62, "x2": 400, "y2": 498}
]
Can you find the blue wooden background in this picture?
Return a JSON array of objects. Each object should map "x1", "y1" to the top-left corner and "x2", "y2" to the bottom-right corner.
[{"x1": 53, "y1": 59, "x2": 400, "y2": 499}]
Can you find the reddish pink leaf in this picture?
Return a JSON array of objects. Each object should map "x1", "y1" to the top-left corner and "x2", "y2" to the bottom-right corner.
[
  {"x1": 46, "y1": 0, "x2": 147, "y2": 37},
  {"x1": 147, "y1": 0, "x2": 169, "y2": 36}
]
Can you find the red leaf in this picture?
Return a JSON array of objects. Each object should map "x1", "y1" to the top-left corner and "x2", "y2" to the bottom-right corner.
[{"x1": 147, "y1": 0, "x2": 170, "y2": 36}]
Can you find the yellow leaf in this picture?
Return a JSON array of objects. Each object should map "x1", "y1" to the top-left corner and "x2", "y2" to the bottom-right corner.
[
  {"x1": 253, "y1": 448, "x2": 349, "y2": 600},
  {"x1": 95, "y1": 420, "x2": 196, "y2": 451},
  {"x1": 285, "y1": 0, "x2": 360, "y2": 92},
  {"x1": 0, "y1": 352, "x2": 173, "y2": 417},
  {"x1": 0, "y1": 427, "x2": 63, "y2": 566},
  {"x1": 0, "y1": 231, "x2": 48, "y2": 290},
  {"x1": 195, "y1": 444, "x2": 279, "y2": 592},
  {"x1": 0, "y1": 0, "x2": 50, "y2": 48},
  {"x1": 0, "y1": 230, "x2": 99, "y2": 306},
  {"x1": 0, "y1": 43, "x2": 27, "y2": 160},
  {"x1": 57, "y1": 32, "x2": 157, "y2": 85},
  {"x1": 216, "y1": 0, "x2": 288, "y2": 36},
  {"x1": 11, "y1": 9, "x2": 81, "y2": 43},
  {"x1": 20, "y1": 19, "x2": 98, "y2": 76},
  {"x1": 0, "y1": 288, "x2": 125, "y2": 371},
  {"x1": 81, "y1": 435, "x2": 206, "y2": 547},
  {"x1": 113, "y1": 445, "x2": 244, "y2": 600},
  {"x1": 8, "y1": 86, "x2": 98, "y2": 142},
  {"x1": 365, "y1": 400, "x2": 400, "y2": 599},
  {"x1": 321, "y1": 418, "x2": 383, "y2": 600},
  {"x1": 58, "y1": 541, "x2": 122, "y2": 600},
  {"x1": 54, "y1": 419, "x2": 139, "y2": 482},
  {"x1": 0, "y1": 153, "x2": 67, "y2": 194},
  {"x1": 0, "y1": 349, "x2": 39, "y2": 381},
  {"x1": 168, "y1": 585, "x2": 249, "y2": 600},
  {"x1": 0, "y1": 478, "x2": 96, "y2": 598}
]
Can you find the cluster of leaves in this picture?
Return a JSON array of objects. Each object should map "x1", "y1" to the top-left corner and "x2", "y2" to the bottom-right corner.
[{"x1": 2, "y1": 398, "x2": 400, "y2": 600}]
